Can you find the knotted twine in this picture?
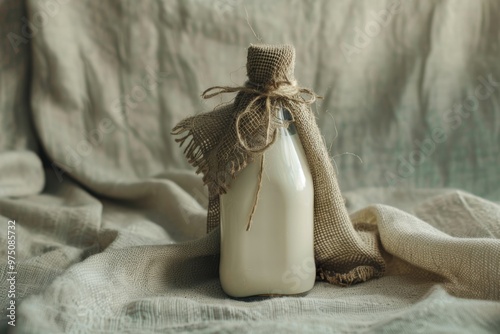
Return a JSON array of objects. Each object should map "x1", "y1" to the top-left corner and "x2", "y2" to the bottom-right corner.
[{"x1": 172, "y1": 44, "x2": 385, "y2": 286}]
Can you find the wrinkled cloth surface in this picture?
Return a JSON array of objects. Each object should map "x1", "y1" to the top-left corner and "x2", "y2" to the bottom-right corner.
[{"x1": 0, "y1": 0, "x2": 499, "y2": 333}]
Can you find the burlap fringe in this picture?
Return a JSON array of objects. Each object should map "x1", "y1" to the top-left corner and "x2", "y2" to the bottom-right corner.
[
  {"x1": 317, "y1": 266, "x2": 376, "y2": 287},
  {"x1": 171, "y1": 122, "x2": 210, "y2": 177},
  {"x1": 171, "y1": 118, "x2": 252, "y2": 195}
]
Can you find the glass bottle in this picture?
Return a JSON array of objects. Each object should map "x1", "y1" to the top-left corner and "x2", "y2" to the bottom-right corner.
[{"x1": 219, "y1": 106, "x2": 316, "y2": 297}]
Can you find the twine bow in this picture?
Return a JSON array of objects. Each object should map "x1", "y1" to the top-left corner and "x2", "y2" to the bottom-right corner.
[{"x1": 202, "y1": 80, "x2": 321, "y2": 231}]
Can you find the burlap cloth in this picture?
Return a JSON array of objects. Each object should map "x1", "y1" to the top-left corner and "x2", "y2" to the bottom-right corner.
[{"x1": 172, "y1": 44, "x2": 385, "y2": 285}]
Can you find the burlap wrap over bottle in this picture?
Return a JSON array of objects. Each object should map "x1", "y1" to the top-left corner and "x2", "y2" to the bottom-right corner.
[{"x1": 172, "y1": 44, "x2": 385, "y2": 285}]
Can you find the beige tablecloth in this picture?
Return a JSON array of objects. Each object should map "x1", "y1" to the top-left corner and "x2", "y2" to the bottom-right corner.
[{"x1": 0, "y1": 0, "x2": 499, "y2": 333}]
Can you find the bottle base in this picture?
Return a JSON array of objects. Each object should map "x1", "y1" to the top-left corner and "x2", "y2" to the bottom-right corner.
[
  {"x1": 221, "y1": 285, "x2": 315, "y2": 299},
  {"x1": 227, "y1": 291, "x2": 313, "y2": 300}
]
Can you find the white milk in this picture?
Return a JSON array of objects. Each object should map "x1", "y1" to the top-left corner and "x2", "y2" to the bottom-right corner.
[{"x1": 220, "y1": 108, "x2": 315, "y2": 298}]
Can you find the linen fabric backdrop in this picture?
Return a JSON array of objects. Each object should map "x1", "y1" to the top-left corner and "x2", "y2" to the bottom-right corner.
[{"x1": 0, "y1": 0, "x2": 499, "y2": 333}]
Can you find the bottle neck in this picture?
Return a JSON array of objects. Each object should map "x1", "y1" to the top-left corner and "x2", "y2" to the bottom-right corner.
[{"x1": 276, "y1": 107, "x2": 297, "y2": 136}]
